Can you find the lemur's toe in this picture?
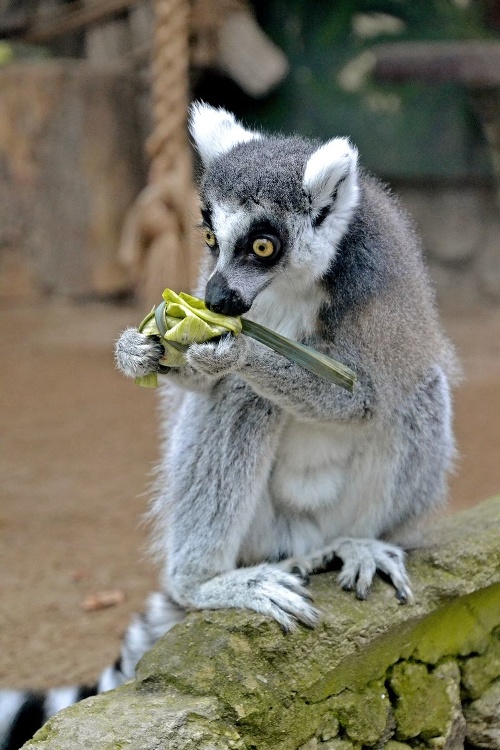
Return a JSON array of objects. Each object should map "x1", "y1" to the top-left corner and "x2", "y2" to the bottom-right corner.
[
  {"x1": 289, "y1": 563, "x2": 311, "y2": 586},
  {"x1": 278, "y1": 558, "x2": 311, "y2": 586}
]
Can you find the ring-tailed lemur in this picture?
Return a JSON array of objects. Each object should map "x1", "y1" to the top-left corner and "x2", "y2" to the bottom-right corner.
[{"x1": 0, "y1": 103, "x2": 457, "y2": 749}]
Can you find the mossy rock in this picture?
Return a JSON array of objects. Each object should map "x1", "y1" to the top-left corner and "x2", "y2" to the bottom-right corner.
[{"x1": 25, "y1": 497, "x2": 500, "y2": 750}]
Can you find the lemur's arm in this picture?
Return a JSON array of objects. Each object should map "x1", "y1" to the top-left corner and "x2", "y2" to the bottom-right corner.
[
  {"x1": 115, "y1": 327, "x2": 375, "y2": 418},
  {"x1": 114, "y1": 328, "x2": 219, "y2": 394},
  {"x1": 186, "y1": 334, "x2": 375, "y2": 422}
]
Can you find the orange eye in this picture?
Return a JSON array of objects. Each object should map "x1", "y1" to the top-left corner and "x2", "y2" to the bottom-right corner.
[
  {"x1": 252, "y1": 238, "x2": 275, "y2": 257},
  {"x1": 203, "y1": 229, "x2": 216, "y2": 247}
]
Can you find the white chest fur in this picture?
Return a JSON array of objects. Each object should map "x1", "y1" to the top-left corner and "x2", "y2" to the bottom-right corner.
[
  {"x1": 248, "y1": 274, "x2": 326, "y2": 340},
  {"x1": 270, "y1": 418, "x2": 355, "y2": 512}
]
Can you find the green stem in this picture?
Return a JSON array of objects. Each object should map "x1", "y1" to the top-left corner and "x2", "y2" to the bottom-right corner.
[{"x1": 241, "y1": 318, "x2": 356, "y2": 393}]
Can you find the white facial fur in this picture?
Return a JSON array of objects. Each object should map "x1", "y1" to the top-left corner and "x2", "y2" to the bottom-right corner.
[
  {"x1": 205, "y1": 202, "x2": 328, "y2": 340},
  {"x1": 206, "y1": 202, "x2": 270, "y2": 309},
  {"x1": 303, "y1": 138, "x2": 359, "y2": 222},
  {"x1": 193, "y1": 103, "x2": 360, "y2": 336},
  {"x1": 189, "y1": 102, "x2": 261, "y2": 165}
]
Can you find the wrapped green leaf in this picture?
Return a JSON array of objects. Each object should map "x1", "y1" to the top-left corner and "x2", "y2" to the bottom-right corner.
[{"x1": 135, "y1": 289, "x2": 356, "y2": 392}]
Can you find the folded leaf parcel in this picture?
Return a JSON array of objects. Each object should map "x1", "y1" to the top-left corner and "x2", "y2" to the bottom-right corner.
[{"x1": 136, "y1": 289, "x2": 356, "y2": 392}]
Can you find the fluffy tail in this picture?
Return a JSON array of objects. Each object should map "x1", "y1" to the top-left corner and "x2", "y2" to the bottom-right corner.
[
  {"x1": 0, "y1": 592, "x2": 185, "y2": 750},
  {"x1": 0, "y1": 684, "x2": 98, "y2": 750}
]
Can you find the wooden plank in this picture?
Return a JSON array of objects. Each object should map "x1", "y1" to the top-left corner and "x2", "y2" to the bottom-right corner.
[
  {"x1": 373, "y1": 41, "x2": 500, "y2": 88},
  {"x1": 22, "y1": 0, "x2": 137, "y2": 43}
]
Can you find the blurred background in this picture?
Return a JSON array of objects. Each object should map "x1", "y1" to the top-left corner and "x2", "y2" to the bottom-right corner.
[{"x1": 0, "y1": 0, "x2": 499, "y2": 690}]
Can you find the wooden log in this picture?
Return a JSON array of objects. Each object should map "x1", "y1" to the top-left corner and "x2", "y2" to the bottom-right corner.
[
  {"x1": 373, "y1": 41, "x2": 500, "y2": 87},
  {"x1": 25, "y1": 0, "x2": 137, "y2": 43},
  {"x1": 0, "y1": 60, "x2": 145, "y2": 297}
]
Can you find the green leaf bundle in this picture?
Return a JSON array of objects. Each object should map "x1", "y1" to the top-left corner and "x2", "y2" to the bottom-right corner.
[{"x1": 135, "y1": 289, "x2": 356, "y2": 393}]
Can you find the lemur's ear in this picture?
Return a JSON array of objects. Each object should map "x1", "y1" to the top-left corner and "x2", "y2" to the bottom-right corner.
[
  {"x1": 303, "y1": 138, "x2": 359, "y2": 228},
  {"x1": 189, "y1": 102, "x2": 261, "y2": 167}
]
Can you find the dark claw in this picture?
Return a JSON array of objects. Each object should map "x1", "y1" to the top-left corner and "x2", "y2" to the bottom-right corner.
[
  {"x1": 341, "y1": 583, "x2": 353, "y2": 592},
  {"x1": 396, "y1": 589, "x2": 408, "y2": 604},
  {"x1": 147, "y1": 335, "x2": 164, "y2": 352},
  {"x1": 290, "y1": 565, "x2": 310, "y2": 585},
  {"x1": 355, "y1": 590, "x2": 368, "y2": 601}
]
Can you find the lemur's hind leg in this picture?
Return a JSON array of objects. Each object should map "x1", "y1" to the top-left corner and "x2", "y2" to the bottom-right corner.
[{"x1": 280, "y1": 538, "x2": 413, "y2": 604}]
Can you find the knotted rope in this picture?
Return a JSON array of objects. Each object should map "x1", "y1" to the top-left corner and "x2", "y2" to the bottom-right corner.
[{"x1": 120, "y1": 0, "x2": 251, "y2": 303}]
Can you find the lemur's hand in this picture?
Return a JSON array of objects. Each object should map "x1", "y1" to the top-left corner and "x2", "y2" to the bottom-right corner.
[
  {"x1": 115, "y1": 328, "x2": 164, "y2": 379},
  {"x1": 186, "y1": 334, "x2": 248, "y2": 376}
]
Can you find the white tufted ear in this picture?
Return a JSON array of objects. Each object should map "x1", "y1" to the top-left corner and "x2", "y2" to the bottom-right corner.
[
  {"x1": 303, "y1": 138, "x2": 359, "y2": 226},
  {"x1": 189, "y1": 102, "x2": 261, "y2": 166}
]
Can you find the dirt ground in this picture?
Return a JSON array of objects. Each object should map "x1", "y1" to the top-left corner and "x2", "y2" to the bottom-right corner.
[{"x1": 1, "y1": 245, "x2": 500, "y2": 692}]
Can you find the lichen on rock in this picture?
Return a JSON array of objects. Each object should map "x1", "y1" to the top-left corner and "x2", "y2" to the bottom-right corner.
[
  {"x1": 461, "y1": 627, "x2": 500, "y2": 700},
  {"x1": 389, "y1": 660, "x2": 465, "y2": 746}
]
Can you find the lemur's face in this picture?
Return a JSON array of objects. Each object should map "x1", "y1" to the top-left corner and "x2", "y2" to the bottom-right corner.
[
  {"x1": 199, "y1": 199, "x2": 290, "y2": 316},
  {"x1": 190, "y1": 103, "x2": 360, "y2": 317}
]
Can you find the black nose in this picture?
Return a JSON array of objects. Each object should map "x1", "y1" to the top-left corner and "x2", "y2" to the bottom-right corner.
[{"x1": 205, "y1": 273, "x2": 250, "y2": 316}]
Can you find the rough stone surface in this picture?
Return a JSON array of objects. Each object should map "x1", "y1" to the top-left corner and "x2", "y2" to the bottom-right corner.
[
  {"x1": 297, "y1": 739, "x2": 318, "y2": 750},
  {"x1": 461, "y1": 628, "x2": 500, "y2": 700},
  {"x1": 320, "y1": 742, "x2": 354, "y2": 750},
  {"x1": 27, "y1": 683, "x2": 242, "y2": 750},
  {"x1": 24, "y1": 497, "x2": 500, "y2": 750},
  {"x1": 327, "y1": 680, "x2": 390, "y2": 744},
  {"x1": 315, "y1": 714, "x2": 340, "y2": 742},
  {"x1": 389, "y1": 661, "x2": 463, "y2": 743},
  {"x1": 464, "y1": 681, "x2": 500, "y2": 750}
]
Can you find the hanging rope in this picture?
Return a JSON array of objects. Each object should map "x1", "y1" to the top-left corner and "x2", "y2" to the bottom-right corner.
[
  {"x1": 119, "y1": 0, "x2": 252, "y2": 304},
  {"x1": 120, "y1": 0, "x2": 196, "y2": 303}
]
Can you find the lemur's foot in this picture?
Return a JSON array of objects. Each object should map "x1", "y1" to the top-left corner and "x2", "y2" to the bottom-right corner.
[
  {"x1": 278, "y1": 559, "x2": 312, "y2": 586},
  {"x1": 245, "y1": 566, "x2": 319, "y2": 631},
  {"x1": 115, "y1": 328, "x2": 164, "y2": 379},
  {"x1": 335, "y1": 539, "x2": 413, "y2": 603},
  {"x1": 174, "y1": 564, "x2": 319, "y2": 632},
  {"x1": 280, "y1": 539, "x2": 413, "y2": 604}
]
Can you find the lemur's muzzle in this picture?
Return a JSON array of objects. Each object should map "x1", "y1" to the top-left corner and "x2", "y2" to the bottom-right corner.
[{"x1": 205, "y1": 272, "x2": 250, "y2": 316}]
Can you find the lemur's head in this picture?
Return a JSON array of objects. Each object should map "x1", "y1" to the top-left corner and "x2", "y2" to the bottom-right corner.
[{"x1": 190, "y1": 103, "x2": 359, "y2": 316}]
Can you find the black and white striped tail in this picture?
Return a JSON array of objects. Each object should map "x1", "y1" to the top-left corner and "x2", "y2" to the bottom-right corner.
[
  {"x1": 0, "y1": 592, "x2": 185, "y2": 750},
  {"x1": 0, "y1": 684, "x2": 98, "y2": 750}
]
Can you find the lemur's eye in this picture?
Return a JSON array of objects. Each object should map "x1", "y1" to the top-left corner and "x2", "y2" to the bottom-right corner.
[
  {"x1": 252, "y1": 238, "x2": 275, "y2": 258},
  {"x1": 203, "y1": 229, "x2": 216, "y2": 247}
]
